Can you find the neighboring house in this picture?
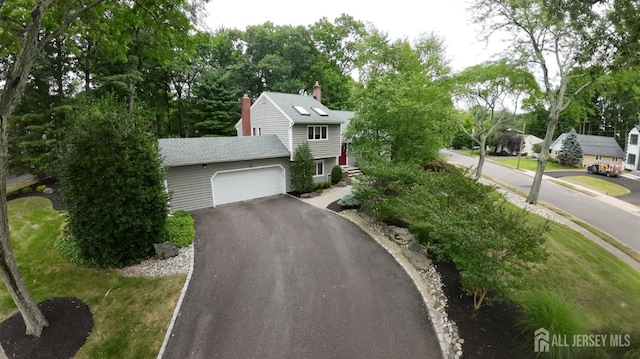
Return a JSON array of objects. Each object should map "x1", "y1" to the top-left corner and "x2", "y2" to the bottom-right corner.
[
  {"x1": 158, "y1": 135, "x2": 291, "y2": 211},
  {"x1": 521, "y1": 134, "x2": 543, "y2": 157},
  {"x1": 624, "y1": 125, "x2": 640, "y2": 171},
  {"x1": 549, "y1": 132, "x2": 625, "y2": 167},
  {"x1": 335, "y1": 110, "x2": 356, "y2": 166},
  {"x1": 234, "y1": 82, "x2": 344, "y2": 184}
]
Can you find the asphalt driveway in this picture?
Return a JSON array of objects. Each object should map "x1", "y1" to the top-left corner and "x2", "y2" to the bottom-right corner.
[
  {"x1": 545, "y1": 170, "x2": 640, "y2": 206},
  {"x1": 162, "y1": 195, "x2": 440, "y2": 359}
]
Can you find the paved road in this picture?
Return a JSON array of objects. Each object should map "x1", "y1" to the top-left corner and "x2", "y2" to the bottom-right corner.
[
  {"x1": 442, "y1": 150, "x2": 640, "y2": 253},
  {"x1": 544, "y1": 171, "x2": 640, "y2": 206},
  {"x1": 162, "y1": 195, "x2": 440, "y2": 359}
]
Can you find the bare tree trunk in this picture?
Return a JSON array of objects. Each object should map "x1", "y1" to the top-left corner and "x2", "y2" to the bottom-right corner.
[
  {"x1": 475, "y1": 134, "x2": 488, "y2": 180},
  {"x1": 0, "y1": 0, "x2": 55, "y2": 337},
  {"x1": 527, "y1": 111, "x2": 560, "y2": 204}
]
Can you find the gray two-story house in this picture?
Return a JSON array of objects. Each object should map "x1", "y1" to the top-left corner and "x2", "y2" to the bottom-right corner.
[
  {"x1": 159, "y1": 84, "x2": 346, "y2": 211},
  {"x1": 235, "y1": 85, "x2": 344, "y2": 184}
]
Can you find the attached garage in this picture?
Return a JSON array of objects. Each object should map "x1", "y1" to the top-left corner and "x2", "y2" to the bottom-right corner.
[
  {"x1": 158, "y1": 136, "x2": 292, "y2": 211},
  {"x1": 211, "y1": 165, "x2": 285, "y2": 207}
]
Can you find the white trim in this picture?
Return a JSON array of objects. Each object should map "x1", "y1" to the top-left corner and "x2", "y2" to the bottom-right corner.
[
  {"x1": 307, "y1": 125, "x2": 328, "y2": 141},
  {"x1": 210, "y1": 164, "x2": 286, "y2": 208},
  {"x1": 314, "y1": 160, "x2": 325, "y2": 177}
]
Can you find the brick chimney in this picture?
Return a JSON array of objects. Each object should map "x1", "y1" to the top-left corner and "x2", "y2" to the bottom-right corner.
[
  {"x1": 241, "y1": 94, "x2": 251, "y2": 136},
  {"x1": 312, "y1": 81, "x2": 321, "y2": 103}
]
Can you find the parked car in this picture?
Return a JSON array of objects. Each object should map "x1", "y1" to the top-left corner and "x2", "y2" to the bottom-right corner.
[{"x1": 587, "y1": 162, "x2": 622, "y2": 177}]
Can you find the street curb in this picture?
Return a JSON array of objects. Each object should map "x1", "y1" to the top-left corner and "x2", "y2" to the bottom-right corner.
[{"x1": 156, "y1": 244, "x2": 195, "y2": 359}]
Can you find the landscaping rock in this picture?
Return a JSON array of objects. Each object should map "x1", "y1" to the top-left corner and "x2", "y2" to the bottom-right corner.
[
  {"x1": 402, "y1": 249, "x2": 432, "y2": 271},
  {"x1": 43, "y1": 187, "x2": 55, "y2": 194},
  {"x1": 408, "y1": 240, "x2": 425, "y2": 253},
  {"x1": 388, "y1": 225, "x2": 413, "y2": 244},
  {"x1": 300, "y1": 192, "x2": 318, "y2": 199},
  {"x1": 153, "y1": 241, "x2": 179, "y2": 259}
]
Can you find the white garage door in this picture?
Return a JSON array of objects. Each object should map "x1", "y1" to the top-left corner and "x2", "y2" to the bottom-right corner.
[{"x1": 211, "y1": 165, "x2": 286, "y2": 207}]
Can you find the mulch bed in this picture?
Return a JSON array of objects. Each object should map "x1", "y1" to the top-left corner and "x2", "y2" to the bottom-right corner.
[
  {"x1": 0, "y1": 297, "x2": 93, "y2": 359},
  {"x1": 7, "y1": 178, "x2": 66, "y2": 211},
  {"x1": 331, "y1": 202, "x2": 533, "y2": 358},
  {"x1": 436, "y1": 260, "x2": 533, "y2": 358}
]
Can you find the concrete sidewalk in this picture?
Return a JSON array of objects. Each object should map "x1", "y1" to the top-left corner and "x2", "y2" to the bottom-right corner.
[{"x1": 298, "y1": 185, "x2": 353, "y2": 209}]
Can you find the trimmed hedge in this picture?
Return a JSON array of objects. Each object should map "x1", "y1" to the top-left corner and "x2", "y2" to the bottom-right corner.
[{"x1": 166, "y1": 211, "x2": 195, "y2": 248}]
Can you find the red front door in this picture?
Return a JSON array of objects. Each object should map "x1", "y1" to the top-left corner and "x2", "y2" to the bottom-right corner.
[{"x1": 339, "y1": 143, "x2": 347, "y2": 166}]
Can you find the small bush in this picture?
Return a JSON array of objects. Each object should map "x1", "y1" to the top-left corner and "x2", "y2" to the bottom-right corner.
[
  {"x1": 517, "y1": 290, "x2": 588, "y2": 358},
  {"x1": 331, "y1": 165, "x2": 343, "y2": 184},
  {"x1": 36, "y1": 185, "x2": 47, "y2": 192},
  {"x1": 54, "y1": 221, "x2": 96, "y2": 267},
  {"x1": 21, "y1": 186, "x2": 33, "y2": 194},
  {"x1": 6, "y1": 190, "x2": 18, "y2": 197},
  {"x1": 337, "y1": 193, "x2": 362, "y2": 209},
  {"x1": 165, "y1": 210, "x2": 195, "y2": 248},
  {"x1": 313, "y1": 181, "x2": 331, "y2": 191},
  {"x1": 291, "y1": 142, "x2": 315, "y2": 193},
  {"x1": 335, "y1": 181, "x2": 347, "y2": 187}
]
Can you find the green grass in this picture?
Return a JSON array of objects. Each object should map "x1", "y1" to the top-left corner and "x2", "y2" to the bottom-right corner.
[
  {"x1": 504, "y1": 200, "x2": 640, "y2": 333},
  {"x1": 454, "y1": 149, "x2": 478, "y2": 157},
  {"x1": 1, "y1": 197, "x2": 186, "y2": 359},
  {"x1": 494, "y1": 157, "x2": 581, "y2": 171},
  {"x1": 383, "y1": 184, "x2": 640, "y2": 334},
  {"x1": 560, "y1": 175, "x2": 631, "y2": 196}
]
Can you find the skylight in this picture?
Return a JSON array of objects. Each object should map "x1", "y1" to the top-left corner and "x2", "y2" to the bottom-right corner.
[
  {"x1": 293, "y1": 106, "x2": 310, "y2": 115},
  {"x1": 311, "y1": 107, "x2": 328, "y2": 116}
]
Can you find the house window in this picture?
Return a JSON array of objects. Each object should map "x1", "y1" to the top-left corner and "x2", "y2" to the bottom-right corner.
[
  {"x1": 595, "y1": 155, "x2": 602, "y2": 160},
  {"x1": 252, "y1": 126, "x2": 261, "y2": 136},
  {"x1": 612, "y1": 157, "x2": 619, "y2": 162},
  {"x1": 314, "y1": 160, "x2": 324, "y2": 177},
  {"x1": 631, "y1": 134, "x2": 639, "y2": 146},
  {"x1": 308, "y1": 126, "x2": 328, "y2": 140},
  {"x1": 629, "y1": 154, "x2": 637, "y2": 166}
]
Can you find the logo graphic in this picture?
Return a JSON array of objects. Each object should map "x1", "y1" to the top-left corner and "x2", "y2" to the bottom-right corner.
[{"x1": 534, "y1": 328, "x2": 550, "y2": 353}]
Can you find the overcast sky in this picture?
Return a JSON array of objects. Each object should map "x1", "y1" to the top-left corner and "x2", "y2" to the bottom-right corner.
[{"x1": 203, "y1": 0, "x2": 504, "y2": 72}]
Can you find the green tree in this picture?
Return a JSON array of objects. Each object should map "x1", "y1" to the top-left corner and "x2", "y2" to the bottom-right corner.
[
  {"x1": 472, "y1": 0, "x2": 612, "y2": 204},
  {"x1": 409, "y1": 169, "x2": 548, "y2": 309},
  {"x1": 291, "y1": 142, "x2": 314, "y2": 193},
  {"x1": 347, "y1": 31, "x2": 455, "y2": 167},
  {"x1": 557, "y1": 129, "x2": 583, "y2": 167},
  {"x1": 189, "y1": 68, "x2": 242, "y2": 136},
  {"x1": 59, "y1": 101, "x2": 169, "y2": 268},
  {"x1": 454, "y1": 60, "x2": 539, "y2": 179}
]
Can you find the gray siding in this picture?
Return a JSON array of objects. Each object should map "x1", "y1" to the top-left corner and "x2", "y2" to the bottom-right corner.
[
  {"x1": 292, "y1": 124, "x2": 341, "y2": 159},
  {"x1": 245, "y1": 96, "x2": 291, "y2": 150},
  {"x1": 166, "y1": 157, "x2": 292, "y2": 212},
  {"x1": 313, "y1": 157, "x2": 337, "y2": 184}
]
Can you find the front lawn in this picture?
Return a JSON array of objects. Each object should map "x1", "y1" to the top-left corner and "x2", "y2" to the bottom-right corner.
[
  {"x1": 494, "y1": 157, "x2": 580, "y2": 171},
  {"x1": 1, "y1": 197, "x2": 185, "y2": 359},
  {"x1": 560, "y1": 175, "x2": 631, "y2": 196}
]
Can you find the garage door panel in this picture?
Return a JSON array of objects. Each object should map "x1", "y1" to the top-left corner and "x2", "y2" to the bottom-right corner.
[{"x1": 212, "y1": 166, "x2": 285, "y2": 207}]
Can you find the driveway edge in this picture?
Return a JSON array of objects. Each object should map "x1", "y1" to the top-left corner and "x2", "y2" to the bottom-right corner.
[
  {"x1": 156, "y1": 245, "x2": 195, "y2": 359},
  {"x1": 340, "y1": 211, "x2": 451, "y2": 359}
]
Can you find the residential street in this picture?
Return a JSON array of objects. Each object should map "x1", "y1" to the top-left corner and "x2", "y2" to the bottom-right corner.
[{"x1": 442, "y1": 150, "x2": 640, "y2": 254}]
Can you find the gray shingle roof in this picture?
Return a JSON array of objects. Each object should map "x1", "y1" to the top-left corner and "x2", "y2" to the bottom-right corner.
[
  {"x1": 264, "y1": 92, "x2": 345, "y2": 125},
  {"x1": 158, "y1": 135, "x2": 290, "y2": 167},
  {"x1": 334, "y1": 110, "x2": 355, "y2": 137},
  {"x1": 576, "y1": 134, "x2": 625, "y2": 157}
]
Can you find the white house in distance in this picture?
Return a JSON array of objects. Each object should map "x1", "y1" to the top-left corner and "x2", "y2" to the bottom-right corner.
[
  {"x1": 522, "y1": 134, "x2": 543, "y2": 157},
  {"x1": 624, "y1": 125, "x2": 640, "y2": 171}
]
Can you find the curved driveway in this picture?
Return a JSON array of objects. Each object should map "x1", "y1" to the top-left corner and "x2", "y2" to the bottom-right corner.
[{"x1": 162, "y1": 195, "x2": 440, "y2": 359}]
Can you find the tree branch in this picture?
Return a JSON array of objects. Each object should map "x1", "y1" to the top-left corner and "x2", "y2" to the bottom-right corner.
[
  {"x1": 561, "y1": 80, "x2": 592, "y2": 112},
  {"x1": 43, "y1": 0, "x2": 105, "y2": 44}
]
